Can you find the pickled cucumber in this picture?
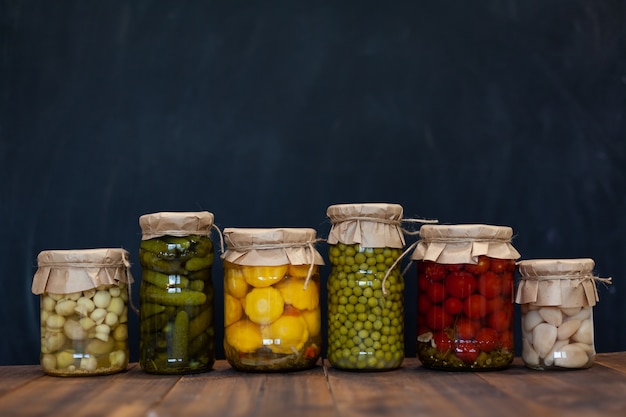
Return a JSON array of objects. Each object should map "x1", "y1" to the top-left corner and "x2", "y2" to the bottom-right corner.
[
  {"x1": 143, "y1": 270, "x2": 189, "y2": 289},
  {"x1": 185, "y1": 255, "x2": 213, "y2": 272},
  {"x1": 140, "y1": 302, "x2": 166, "y2": 318},
  {"x1": 140, "y1": 250, "x2": 184, "y2": 274},
  {"x1": 143, "y1": 284, "x2": 206, "y2": 306},
  {"x1": 172, "y1": 311, "x2": 189, "y2": 363}
]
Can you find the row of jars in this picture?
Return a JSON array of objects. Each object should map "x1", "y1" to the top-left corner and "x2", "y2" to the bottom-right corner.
[{"x1": 31, "y1": 203, "x2": 609, "y2": 376}]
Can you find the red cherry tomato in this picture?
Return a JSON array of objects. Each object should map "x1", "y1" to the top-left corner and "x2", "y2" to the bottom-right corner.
[
  {"x1": 490, "y1": 258, "x2": 514, "y2": 274},
  {"x1": 465, "y1": 256, "x2": 491, "y2": 275},
  {"x1": 487, "y1": 296, "x2": 504, "y2": 314},
  {"x1": 463, "y1": 294, "x2": 489, "y2": 319},
  {"x1": 417, "y1": 294, "x2": 432, "y2": 315},
  {"x1": 489, "y1": 310, "x2": 511, "y2": 332},
  {"x1": 418, "y1": 273, "x2": 431, "y2": 291},
  {"x1": 446, "y1": 264, "x2": 464, "y2": 272},
  {"x1": 422, "y1": 262, "x2": 446, "y2": 281},
  {"x1": 501, "y1": 271, "x2": 514, "y2": 298},
  {"x1": 475, "y1": 328, "x2": 499, "y2": 352},
  {"x1": 443, "y1": 297, "x2": 463, "y2": 316},
  {"x1": 477, "y1": 271, "x2": 503, "y2": 299},
  {"x1": 426, "y1": 282, "x2": 446, "y2": 304},
  {"x1": 455, "y1": 318, "x2": 476, "y2": 340},
  {"x1": 432, "y1": 331, "x2": 453, "y2": 353},
  {"x1": 455, "y1": 340, "x2": 479, "y2": 364},
  {"x1": 445, "y1": 271, "x2": 477, "y2": 299},
  {"x1": 426, "y1": 305, "x2": 452, "y2": 331},
  {"x1": 499, "y1": 330, "x2": 514, "y2": 350}
]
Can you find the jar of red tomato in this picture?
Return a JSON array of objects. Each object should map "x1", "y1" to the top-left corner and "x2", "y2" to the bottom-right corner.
[{"x1": 411, "y1": 224, "x2": 521, "y2": 370}]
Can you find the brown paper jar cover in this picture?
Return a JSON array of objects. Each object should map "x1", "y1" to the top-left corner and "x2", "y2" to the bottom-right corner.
[
  {"x1": 32, "y1": 248, "x2": 133, "y2": 295},
  {"x1": 221, "y1": 227, "x2": 325, "y2": 266},
  {"x1": 139, "y1": 211, "x2": 215, "y2": 240},
  {"x1": 515, "y1": 258, "x2": 600, "y2": 308},
  {"x1": 326, "y1": 203, "x2": 405, "y2": 248},
  {"x1": 411, "y1": 223, "x2": 521, "y2": 264}
]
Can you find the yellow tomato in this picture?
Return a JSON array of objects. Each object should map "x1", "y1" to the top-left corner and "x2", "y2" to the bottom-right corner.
[
  {"x1": 224, "y1": 293, "x2": 243, "y2": 327},
  {"x1": 261, "y1": 315, "x2": 309, "y2": 354},
  {"x1": 224, "y1": 266, "x2": 249, "y2": 298},
  {"x1": 225, "y1": 319, "x2": 262, "y2": 353},
  {"x1": 244, "y1": 287, "x2": 284, "y2": 325},
  {"x1": 242, "y1": 265, "x2": 288, "y2": 288},
  {"x1": 300, "y1": 307, "x2": 321, "y2": 337},
  {"x1": 287, "y1": 264, "x2": 315, "y2": 279},
  {"x1": 276, "y1": 279, "x2": 319, "y2": 311}
]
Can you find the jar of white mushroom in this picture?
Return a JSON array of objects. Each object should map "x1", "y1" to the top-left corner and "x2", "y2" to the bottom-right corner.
[
  {"x1": 32, "y1": 248, "x2": 134, "y2": 376},
  {"x1": 515, "y1": 258, "x2": 611, "y2": 370}
]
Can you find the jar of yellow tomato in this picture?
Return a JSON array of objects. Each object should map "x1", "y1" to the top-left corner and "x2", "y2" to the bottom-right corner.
[{"x1": 222, "y1": 228, "x2": 324, "y2": 372}]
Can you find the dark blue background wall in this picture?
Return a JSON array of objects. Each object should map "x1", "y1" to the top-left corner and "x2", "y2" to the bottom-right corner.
[{"x1": 1, "y1": 0, "x2": 624, "y2": 365}]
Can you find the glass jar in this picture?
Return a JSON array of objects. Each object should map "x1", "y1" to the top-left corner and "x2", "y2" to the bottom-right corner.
[
  {"x1": 326, "y1": 203, "x2": 406, "y2": 371},
  {"x1": 411, "y1": 224, "x2": 520, "y2": 371},
  {"x1": 222, "y1": 228, "x2": 324, "y2": 372},
  {"x1": 138, "y1": 211, "x2": 216, "y2": 374},
  {"x1": 31, "y1": 248, "x2": 133, "y2": 376},
  {"x1": 516, "y1": 258, "x2": 609, "y2": 370}
]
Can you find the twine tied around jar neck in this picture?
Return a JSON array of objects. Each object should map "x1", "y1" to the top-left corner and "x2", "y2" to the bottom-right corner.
[
  {"x1": 420, "y1": 236, "x2": 514, "y2": 244},
  {"x1": 373, "y1": 217, "x2": 439, "y2": 296},
  {"x1": 519, "y1": 274, "x2": 613, "y2": 286},
  {"x1": 227, "y1": 238, "x2": 325, "y2": 290}
]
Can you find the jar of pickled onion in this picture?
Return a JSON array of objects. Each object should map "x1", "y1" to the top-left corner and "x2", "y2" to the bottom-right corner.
[
  {"x1": 221, "y1": 227, "x2": 324, "y2": 372},
  {"x1": 411, "y1": 224, "x2": 521, "y2": 370}
]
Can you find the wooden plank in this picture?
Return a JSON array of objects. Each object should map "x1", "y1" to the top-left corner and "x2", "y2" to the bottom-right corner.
[
  {"x1": 0, "y1": 365, "x2": 43, "y2": 397},
  {"x1": 0, "y1": 363, "x2": 180, "y2": 417},
  {"x1": 596, "y1": 352, "x2": 626, "y2": 373},
  {"x1": 151, "y1": 361, "x2": 339, "y2": 417},
  {"x1": 325, "y1": 358, "x2": 530, "y2": 417},
  {"x1": 403, "y1": 359, "x2": 552, "y2": 417},
  {"x1": 477, "y1": 358, "x2": 626, "y2": 417}
]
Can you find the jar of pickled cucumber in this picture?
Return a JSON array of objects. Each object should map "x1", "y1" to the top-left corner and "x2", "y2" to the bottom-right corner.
[
  {"x1": 31, "y1": 248, "x2": 133, "y2": 376},
  {"x1": 515, "y1": 258, "x2": 611, "y2": 370},
  {"x1": 138, "y1": 211, "x2": 217, "y2": 374},
  {"x1": 222, "y1": 228, "x2": 324, "y2": 372},
  {"x1": 325, "y1": 203, "x2": 407, "y2": 371},
  {"x1": 411, "y1": 224, "x2": 521, "y2": 371}
]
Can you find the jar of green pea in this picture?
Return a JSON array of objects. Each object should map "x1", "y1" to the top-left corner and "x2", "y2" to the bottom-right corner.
[{"x1": 326, "y1": 203, "x2": 406, "y2": 371}]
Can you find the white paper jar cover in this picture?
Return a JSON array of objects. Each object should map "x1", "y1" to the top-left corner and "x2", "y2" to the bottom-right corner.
[{"x1": 515, "y1": 258, "x2": 611, "y2": 370}]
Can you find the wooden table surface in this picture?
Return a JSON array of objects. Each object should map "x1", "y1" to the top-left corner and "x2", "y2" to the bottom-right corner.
[{"x1": 1, "y1": 353, "x2": 625, "y2": 417}]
